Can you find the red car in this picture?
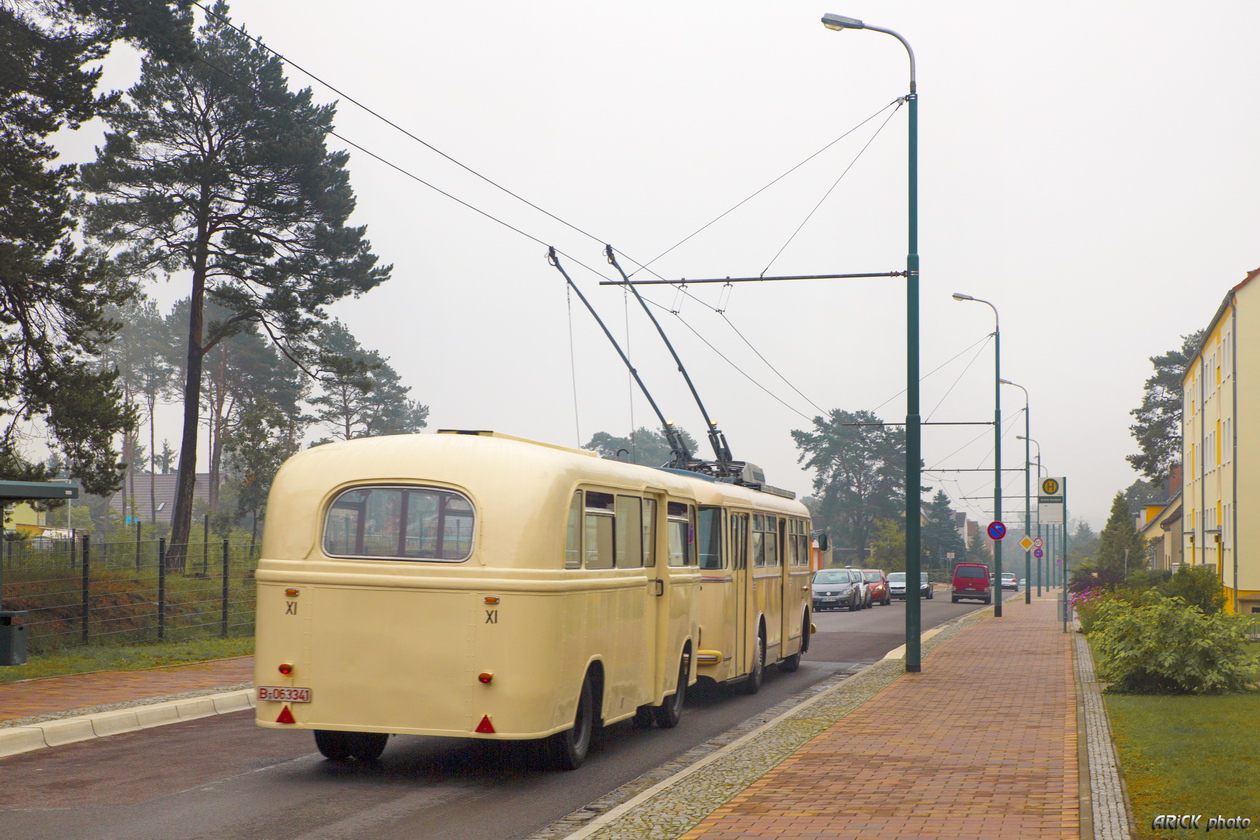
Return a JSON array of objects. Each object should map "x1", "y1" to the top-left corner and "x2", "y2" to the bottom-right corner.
[{"x1": 862, "y1": 569, "x2": 892, "y2": 606}]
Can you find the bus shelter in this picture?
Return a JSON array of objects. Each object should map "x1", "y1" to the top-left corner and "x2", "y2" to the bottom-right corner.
[{"x1": 0, "y1": 480, "x2": 79, "y2": 665}]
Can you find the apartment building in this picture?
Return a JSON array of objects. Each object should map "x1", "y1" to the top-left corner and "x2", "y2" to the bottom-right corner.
[{"x1": 1182, "y1": 266, "x2": 1260, "y2": 614}]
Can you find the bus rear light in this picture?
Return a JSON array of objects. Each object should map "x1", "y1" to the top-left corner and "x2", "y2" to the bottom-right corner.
[
  {"x1": 478, "y1": 672, "x2": 493, "y2": 684},
  {"x1": 476, "y1": 715, "x2": 495, "y2": 734},
  {"x1": 278, "y1": 663, "x2": 294, "y2": 676},
  {"x1": 276, "y1": 706, "x2": 296, "y2": 724}
]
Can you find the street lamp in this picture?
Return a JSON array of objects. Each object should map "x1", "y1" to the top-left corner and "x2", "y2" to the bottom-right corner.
[
  {"x1": 1018, "y1": 434, "x2": 1043, "y2": 596},
  {"x1": 822, "y1": 12, "x2": 921, "y2": 670},
  {"x1": 1002, "y1": 378, "x2": 1031, "y2": 605},
  {"x1": 953, "y1": 292, "x2": 1002, "y2": 617}
]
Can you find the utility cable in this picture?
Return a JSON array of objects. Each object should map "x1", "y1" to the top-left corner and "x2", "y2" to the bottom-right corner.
[
  {"x1": 625, "y1": 99, "x2": 903, "y2": 278},
  {"x1": 924, "y1": 334, "x2": 993, "y2": 423},
  {"x1": 760, "y1": 101, "x2": 903, "y2": 277}
]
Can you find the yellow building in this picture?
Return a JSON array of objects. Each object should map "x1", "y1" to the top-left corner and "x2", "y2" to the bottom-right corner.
[
  {"x1": 1182, "y1": 266, "x2": 1260, "y2": 615},
  {"x1": 1137, "y1": 488, "x2": 1182, "y2": 573}
]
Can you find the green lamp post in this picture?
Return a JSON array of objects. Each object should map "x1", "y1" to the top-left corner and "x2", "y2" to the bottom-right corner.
[
  {"x1": 821, "y1": 12, "x2": 921, "y2": 670},
  {"x1": 953, "y1": 293, "x2": 1002, "y2": 617}
]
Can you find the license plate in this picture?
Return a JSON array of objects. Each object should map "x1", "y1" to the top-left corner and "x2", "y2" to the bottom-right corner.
[{"x1": 258, "y1": 686, "x2": 312, "y2": 703}]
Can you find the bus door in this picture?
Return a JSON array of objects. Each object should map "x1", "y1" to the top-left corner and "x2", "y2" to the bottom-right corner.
[
  {"x1": 696, "y1": 505, "x2": 730, "y2": 679},
  {"x1": 780, "y1": 518, "x2": 799, "y2": 660},
  {"x1": 647, "y1": 495, "x2": 696, "y2": 702},
  {"x1": 730, "y1": 511, "x2": 750, "y2": 677},
  {"x1": 757, "y1": 514, "x2": 783, "y2": 658}
]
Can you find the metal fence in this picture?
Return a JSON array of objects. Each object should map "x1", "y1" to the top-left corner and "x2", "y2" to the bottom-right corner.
[{"x1": 0, "y1": 535, "x2": 259, "y2": 654}]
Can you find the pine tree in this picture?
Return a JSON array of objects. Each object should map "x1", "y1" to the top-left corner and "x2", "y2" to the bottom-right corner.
[
  {"x1": 308, "y1": 320, "x2": 427, "y2": 443},
  {"x1": 792, "y1": 409, "x2": 908, "y2": 557},
  {"x1": 0, "y1": 0, "x2": 168, "y2": 492},
  {"x1": 81, "y1": 3, "x2": 390, "y2": 566},
  {"x1": 1095, "y1": 492, "x2": 1147, "y2": 587},
  {"x1": 1127, "y1": 331, "x2": 1204, "y2": 483},
  {"x1": 921, "y1": 490, "x2": 967, "y2": 573}
]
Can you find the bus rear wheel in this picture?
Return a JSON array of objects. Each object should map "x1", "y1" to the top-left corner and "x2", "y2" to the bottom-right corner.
[
  {"x1": 652, "y1": 651, "x2": 689, "y2": 729},
  {"x1": 314, "y1": 730, "x2": 388, "y2": 762},
  {"x1": 547, "y1": 675, "x2": 595, "y2": 771}
]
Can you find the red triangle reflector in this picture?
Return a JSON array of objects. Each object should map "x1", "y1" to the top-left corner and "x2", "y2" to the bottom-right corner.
[
  {"x1": 475, "y1": 715, "x2": 495, "y2": 734},
  {"x1": 276, "y1": 705, "x2": 296, "y2": 724}
]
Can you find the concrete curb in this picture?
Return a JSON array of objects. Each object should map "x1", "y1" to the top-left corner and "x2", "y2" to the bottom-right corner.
[{"x1": 0, "y1": 689, "x2": 256, "y2": 759}]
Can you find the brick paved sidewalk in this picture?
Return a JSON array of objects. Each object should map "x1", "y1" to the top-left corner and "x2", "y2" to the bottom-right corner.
[
  {"x1": 678, "y1": 596, "x2": 1077, "y2": 840},
  {"x1": 0, "y1": 657, "x2": 254, "y2": 723}
]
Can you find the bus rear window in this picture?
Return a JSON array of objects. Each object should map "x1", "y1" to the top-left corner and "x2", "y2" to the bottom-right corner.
[{"x1": 324, "y1": 486, "x2": 474, "y2": 562}]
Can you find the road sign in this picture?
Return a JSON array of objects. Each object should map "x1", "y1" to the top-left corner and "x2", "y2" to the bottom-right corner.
[
  {"x1": 1055, "y1": 557, "x2": 1062, "y2": 565},
  {"x1": 1034, "y1": 548, "x2": 1044, "y2": 559},
  {"x1": 1039, "y1": 476, "x2": 1066, "y2": 525},
  {"x1": 1019, "y1": 536, "x2": 1033, "y2": 551},
  {"x1": 1033, "y1": 537, "x2": 1044, "y2": 549},
  {"x1": 987, "y1": 521, "x2": 1007, "y2": 541}
]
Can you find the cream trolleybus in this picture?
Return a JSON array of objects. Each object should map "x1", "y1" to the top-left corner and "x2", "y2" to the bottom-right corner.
[
  {"x1": 254, "y1": 431, "x2": 701, "y2": 769},
  {"x1": 691, "y1": 473, "x2": 813, "y2": 691}
]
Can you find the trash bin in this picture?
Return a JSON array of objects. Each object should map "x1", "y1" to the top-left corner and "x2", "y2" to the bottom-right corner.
[{"x1": 0, "y1": 611, "x2": 27, "y2": 666}]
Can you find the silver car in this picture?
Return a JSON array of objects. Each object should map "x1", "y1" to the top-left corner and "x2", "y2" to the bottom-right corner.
[{"x1": 811, "y1": 568, "x2": 865, "y2": 612}]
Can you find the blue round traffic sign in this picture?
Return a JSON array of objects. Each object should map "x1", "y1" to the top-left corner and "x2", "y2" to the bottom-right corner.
[
  {"x1": 1034, "y1": 548, "x2": 1044, "y2": 559},
  {"x1": 987, "y1": 521, "x2": 1006, "y2": 540}
]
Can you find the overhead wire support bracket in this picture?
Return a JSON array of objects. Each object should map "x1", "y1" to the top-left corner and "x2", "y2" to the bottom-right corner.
[
  {"x1": 547, "y1": 247, "x2": 693, "y2": 470},
  {"x1": 599, "y1": 271, "x2": 906, "y2": 286}
]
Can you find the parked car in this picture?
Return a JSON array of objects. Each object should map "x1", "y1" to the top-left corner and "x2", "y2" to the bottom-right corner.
[
  {"x1": 811, "y1": 567, "x2": 865, "y2": 612},
  {"x1": 952, "y1": 563, "x2": 992, "y2": 604},
  {"x1": 887, "y1": 571, "x2": 907, "y2": 599},
  {"x1": 920, "y1": 572, "x2": 934, "y2": 599},
  {"x1": 862, "y1": 569, "x2": 891, "y2": 606},
  {"x1": 1000, "y1": 572, "x2": 1019, "y2": 591}
]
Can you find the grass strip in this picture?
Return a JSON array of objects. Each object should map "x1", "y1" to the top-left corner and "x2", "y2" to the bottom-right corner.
[{"x1": 0, "y1": 636, "x2": 253, "y2": 684}]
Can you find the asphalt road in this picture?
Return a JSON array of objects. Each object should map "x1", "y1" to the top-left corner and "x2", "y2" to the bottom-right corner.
[{"x1": 0, "y1": 591, "x2": 1001, "y2": 840}]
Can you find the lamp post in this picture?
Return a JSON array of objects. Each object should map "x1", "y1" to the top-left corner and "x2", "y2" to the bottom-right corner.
[
  {"x1": 822, "y1": 13, "x2": 922, "y2": 670},
  {"x1": 1003, "y1": 379, "x2": 1031, "y2": 605},
  {"x1": 1018, "y1": 435, "x2": 1043, "y2": 596},
  {"x1": 953, "y1": 292, "x2": 1002, "y2": 616}
]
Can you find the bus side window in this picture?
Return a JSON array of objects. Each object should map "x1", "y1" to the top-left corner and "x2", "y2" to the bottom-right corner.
[
  {"x1": 697, "y1": 507, "x2": 723, "y2": 569},
  {"x1": 793, "y1": 519, "x2": 810, "y2": 566},
  {"x1": 666, "y1": 501, "x2": 695, "y2": 567},
  {"x1": 585, "y1": 491, "x2": 615, "y2": 570},
  {"x1": 764, "y1": 515, "x2": 780, "y2": 567},
  {"x1": 565, "y1": 491, "x2": 582, "y2": 569},
  {"x1": 752, "y1": 513, "x2": 765, "y2": 567},
  {"x1": 615, "y1": 495, "x2": 643, "y2": 568},
  {"x1": 731, "y1": 513, "x2": 749, "y2": 570},
  {"x1": 642, "y1": 499, "x2": 657, "y2": 568}
]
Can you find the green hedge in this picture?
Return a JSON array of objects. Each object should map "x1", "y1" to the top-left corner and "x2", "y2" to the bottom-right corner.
[{"x1": 1092, "y1": 594, "x2": 1257, "y2": 695}]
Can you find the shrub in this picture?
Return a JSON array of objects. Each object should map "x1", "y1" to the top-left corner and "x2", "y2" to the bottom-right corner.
[
  {"x1": 1071, "y1": 587, "x2": 1111, "y2": 634},
  {"x1": 1158, "y1": 564, "x2": 1226, "y2": 614},
  {"x1": 1091, "y1": 595, "x2": 1258, "y2": 694}
]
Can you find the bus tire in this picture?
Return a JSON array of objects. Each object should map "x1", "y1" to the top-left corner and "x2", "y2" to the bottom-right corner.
[
  {"x1": 348, "y1": 732, "x2": 389, "y2": 761},
  {"x1": 652, "y1": 650, "x2": 688, "y2": 729},
  {"x1": 547, "y1": 674, "x2": 595, "y2": 771},
  {"x1": 314, "y1": 730, "x2": 389, "y2": 762},
  {"x1": 743, "y1": 631, "x2": 765, "y2": 695},
  {"x1": 314, "y1": 730, "x2": 351, "y2": 760}
]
